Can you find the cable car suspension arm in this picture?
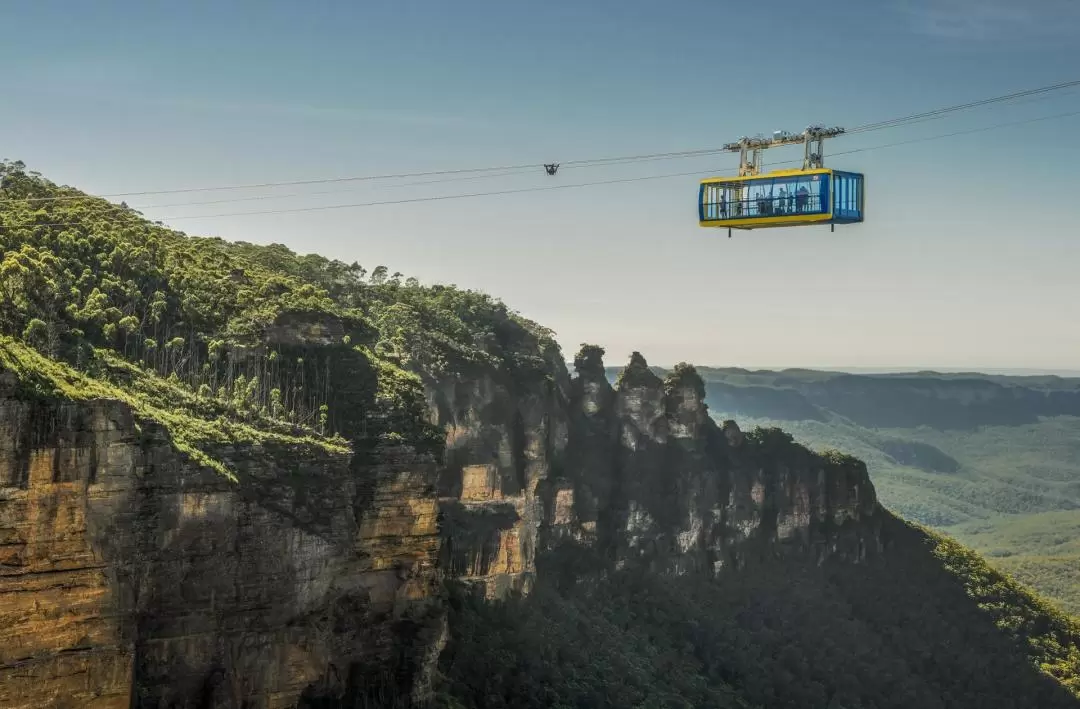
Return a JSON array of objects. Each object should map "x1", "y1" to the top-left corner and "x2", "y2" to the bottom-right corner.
[{"x1": 722, "y1": 126, "x2": 845, "y2": 176}]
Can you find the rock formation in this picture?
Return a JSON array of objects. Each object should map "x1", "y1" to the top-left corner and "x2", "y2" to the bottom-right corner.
[
  {"x1": 0, "y1": 342, "x2": 883, "y2": 707},
  {"x1": 0, "y1": 368, "x2": 446, "y2": 708}
]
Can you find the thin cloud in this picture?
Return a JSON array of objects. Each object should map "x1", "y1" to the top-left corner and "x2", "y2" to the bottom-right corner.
[{"x1": 899, "y1": 0, "x2": 1080, "y2": 41}]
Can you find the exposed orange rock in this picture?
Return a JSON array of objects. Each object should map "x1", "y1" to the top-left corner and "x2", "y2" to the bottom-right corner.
[
  {"x1": 0, "y1": 345, "x2": 884, "y2": 706},
  {"x1": 0, "y1": 397, "x2": 443, "y2": 708}
]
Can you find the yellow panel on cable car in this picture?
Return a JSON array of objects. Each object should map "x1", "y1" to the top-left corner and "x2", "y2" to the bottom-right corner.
[{"x1": 699, "y1": 168, "x2": 865, "y2": 230}]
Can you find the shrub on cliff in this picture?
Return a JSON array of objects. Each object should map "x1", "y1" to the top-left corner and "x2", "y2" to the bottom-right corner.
[{"x1": 573, "y1": 343, "x2": 606, "y2": 376}]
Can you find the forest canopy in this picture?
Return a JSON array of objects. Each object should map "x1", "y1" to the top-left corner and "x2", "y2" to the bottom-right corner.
[{"x1": 0, "y1": 159, "x2": 555, "y2": 473}]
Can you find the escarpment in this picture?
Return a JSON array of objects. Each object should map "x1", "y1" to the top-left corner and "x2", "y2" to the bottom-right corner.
[
  {"x1": 543, "y1": 347, "x2": 882, "y2": 578},
  {"x1": 428, "y1": 342, "x2": 883, "y2": 599},
  {"x1": 0, "y1": 369, "x2": 446, "y2": 709},
  {"x1": 426, "y1": 341, "x2": 571, "y2": 598},
  {"x1": 0, "y1": 337, "x2": 885, "y2": 708}
]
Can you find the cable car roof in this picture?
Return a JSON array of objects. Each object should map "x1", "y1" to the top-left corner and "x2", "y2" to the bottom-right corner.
[{"x1": 700, "y1": 167, "x2": 834, "y2": 185}]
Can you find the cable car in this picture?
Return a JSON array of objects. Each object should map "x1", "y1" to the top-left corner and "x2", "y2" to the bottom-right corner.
[
  {"x1": 698, "y1": 126, "x2": 864, "y2": 234},
  {"x1": 699, "y1": 167, "x2": 865, "y2": 230}
]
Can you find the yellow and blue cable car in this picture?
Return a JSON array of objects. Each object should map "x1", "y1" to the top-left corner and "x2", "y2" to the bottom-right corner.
[{"x1": 698, "y1": 127, "x2": 864, "y2": 232}]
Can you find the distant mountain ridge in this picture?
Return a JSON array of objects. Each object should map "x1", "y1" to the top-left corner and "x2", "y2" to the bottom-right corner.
[
  {"x1": 604, "y1": 366, "x2": 1080, "y2": 431},
  {"x1": 672, "y1": 366, "x2": 1080, "y2": 377},
  {"x1": 606, "y1": 364, "x2": 1080, "y2": 617}
]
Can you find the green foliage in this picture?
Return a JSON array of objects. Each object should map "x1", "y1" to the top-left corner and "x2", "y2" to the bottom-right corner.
[
  {"x1": 995, "y1": 555, "x2": 1080, "y2": 620},
  {"x1": 363, "y1": 345, "x2": 444, "y2": 454},
  {"x1": 664, "y1": 361, "x2": 706, "y2": 399},
  {"x1": 437, "y1": 519, "x2": 1080, "y2": 708},
  {"x1": 950, "y1": 510, "x2": 1080, "y2": 617},
  {"x1": 0, "y1": 160, "x2": 364, "y2": 432},
  {"x1": 818, "y1": 447, "x2": 865, "y2": 469},
  {"x1": 222, "y1": 238, "x2": 559, "y2": 384},
  {"x1": 435, "y1": 579, "x2": 753, "y2": 709},
  {"x1": 744, "y1": 425, "x2": 797, "y2": 451},
  {"x1": 572, "y1": 343, "x2": 606, "y2": 376},
  {"x1": 0, "y1": 337, "x2": 347, "y2": 481},
  {"x1": 0, "y1": 160, "x2": 554, "y2": 475},
  {"x1": 922, "y1": 527, "x2": 1080, "y2": 695},
  {"x1": 613, "y1": 351, "x2": 661, "y2": 390}
]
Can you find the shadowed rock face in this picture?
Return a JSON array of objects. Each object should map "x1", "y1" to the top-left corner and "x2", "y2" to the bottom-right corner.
[
  {"x1": 426, "y1": 348, "x2": 571, "y2": 600},
  {"x1": 437, "y1": 348, "x2": 882, "y2": 595},
  {"x1": 0, "y1": 393, "x2": 443, "y2": 709},
  {"x1": 551, "y1": 352, "x2": 881, "y2": 578},
  {"x1": 0, "y1": 345, "x2": 883, "y2": 707}
]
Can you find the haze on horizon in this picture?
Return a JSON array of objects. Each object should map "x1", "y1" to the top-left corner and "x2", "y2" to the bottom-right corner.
[{"x1": 3, "y1": 0, "x2": 1080, "y2": 372}]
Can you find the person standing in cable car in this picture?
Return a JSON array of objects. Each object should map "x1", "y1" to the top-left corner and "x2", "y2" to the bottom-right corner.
[{"x1": 795, "y1": 185, "x2": 809, "y2": 212}]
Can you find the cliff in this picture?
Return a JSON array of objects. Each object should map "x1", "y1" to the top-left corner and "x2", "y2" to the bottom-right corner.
[
  {"x1": 0, "y1": 335, "x2": 884, "y2": 708},
  {"x1": 432, "y1": 353, "x2": 1080, "y2": 709},
  {"x1": 631, "y1": 364, "x2": 1080, "y2": 618},
  {"x1": 0, "y1": 364, "x2": 445, "y2": 709},
  {"x1": 429, "y1": 341, "x2": 881, "y2": 604}
]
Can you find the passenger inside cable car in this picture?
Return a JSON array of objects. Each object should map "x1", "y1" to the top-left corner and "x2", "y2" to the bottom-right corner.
[
  {"x1": 700, "y1": 169, "x2": 864, "y2": 229},
  {"x1": 700, "y1": 173, "x2": 829, "y2": 222}
]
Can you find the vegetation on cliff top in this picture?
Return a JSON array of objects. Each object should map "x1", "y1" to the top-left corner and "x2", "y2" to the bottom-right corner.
[
  {"x1": 0, "y1": 159, "x2": 553, "y2": 473},
  {"x1": 0, "y1": 336, "x2": 347, "y2": 480},
  {"x1": 924, "y1": 529, "x2": 1080, "y2": 695}
]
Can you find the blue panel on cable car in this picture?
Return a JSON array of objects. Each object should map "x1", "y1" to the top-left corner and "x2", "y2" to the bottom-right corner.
[{"x1": 698, "y1": 168, "x2": 864, "y2": 230}]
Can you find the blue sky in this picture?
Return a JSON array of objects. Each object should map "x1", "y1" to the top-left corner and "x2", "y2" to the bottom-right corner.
[{"x1": 3, "y1": 0, "x2": 1080, "y2": 371}]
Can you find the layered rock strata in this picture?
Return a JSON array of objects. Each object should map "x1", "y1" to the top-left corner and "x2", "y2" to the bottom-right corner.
[
  {"x1": 0, "y1": 381, "x2": 441, "y2": 708},
  {"x1": 0, "y1": 347, "x2": 882, "y2": 707}
]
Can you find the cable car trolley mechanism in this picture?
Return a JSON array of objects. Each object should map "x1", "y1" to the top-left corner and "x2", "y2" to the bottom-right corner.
[{"x1": 698, "y1": 125, "x2": 864, "y2": 236}]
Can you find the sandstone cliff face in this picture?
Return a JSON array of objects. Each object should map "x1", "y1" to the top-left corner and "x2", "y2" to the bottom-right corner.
[
  {"x1": 0, "y1": 376, "x2": 442, "y2": 708},
  {"x1": 426, "y1": 352, "x2": 570, "y2": 599},
  {"x1": 540, "y1": 350, "x2": 882, "y2": 580},
  {"x1": 0, "y1": 342, "x2": 883, "y2": 707},
  {"x1": 433, "y1": 348, "x2": 882, "y2": 597}
]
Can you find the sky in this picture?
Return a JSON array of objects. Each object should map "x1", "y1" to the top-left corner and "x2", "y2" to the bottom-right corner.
[{"x1": 3, "y1": 0, "x2": 1080, "y2": 372}]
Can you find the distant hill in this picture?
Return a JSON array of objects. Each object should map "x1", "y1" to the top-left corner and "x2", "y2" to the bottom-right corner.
[
  {"x1": 606, "y1": 365, "x2": 1080, "y2": 615},
  {"x1": 770, "y1": 366, "x2": 1080, "y2": 377},
  {"x1": 602, "y1": 366, "x2": 1080, "y2": 430}
]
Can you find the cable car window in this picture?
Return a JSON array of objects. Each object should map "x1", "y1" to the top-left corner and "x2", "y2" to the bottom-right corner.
[
  {"x1": 700, "y1": 171, "x2": 853, "y2": 224},
  {"x1": 826, "y1": 171, "x2": 863, "y2": 220},
  {"x1": 830, "y1": 171, "x2": 863, "y2": 219}
]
